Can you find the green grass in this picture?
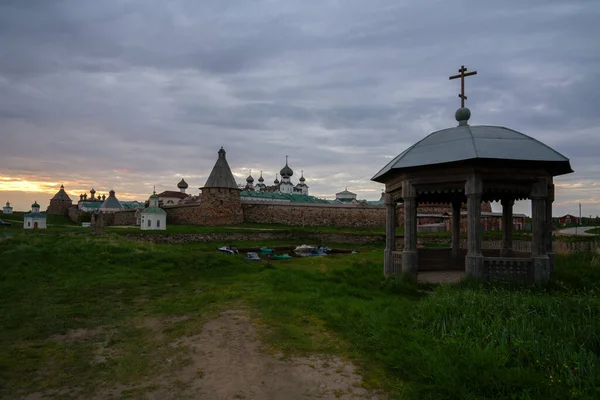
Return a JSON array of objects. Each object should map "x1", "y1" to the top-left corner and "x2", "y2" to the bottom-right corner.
[
  {"x1": 106, "y1": 222, "x2": 393, "y2": 236},
  {"x1": 585, "y1": 228, "x2": 600, "y2": 235},
  {"x1": 0, "y1": 232, "x2": 599, "y2": 399}
]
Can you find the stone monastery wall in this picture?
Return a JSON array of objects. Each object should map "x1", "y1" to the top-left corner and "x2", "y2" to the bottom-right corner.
[
  {"x1": 164, "y1": 188, "x2": 243, "y2": 226},
  {"x1": 165, "y1": 204, "x2": 204, "y2": 225},
  {"x1": 240, "y1": 202, "x2": 489, "y2": 228},
  {"x1": 68, "y1": 196, "x2": 493, "y2": 228},
  {"x1": 47, "y1": 199, "x2": 72, "y2": 216},
  {"x1": 242, "y1": 201, "x2": 387, "y2": 228}
]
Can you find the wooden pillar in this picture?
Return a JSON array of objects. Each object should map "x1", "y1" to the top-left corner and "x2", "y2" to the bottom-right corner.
[
  {"x1": 546, "y1": 183, "x2": 555, "y2": 273},
  {"x1": 530, "y1": 179, "x2": 551, "y2": 283},
  {"x1": 530, "y1": 180, "x2": 547, "y2": 257},
  {"x1": 384, "y1": 193, "x2": 398, "y2": 276},
  {"x1": 402, "y1": 181, "x2": 418, "y2": 276},
  {"x1": 501, "y1": 198, "x2": 514, "y2": 257},
  {"x1": 465, "y1": 175, "x2": 484, "y2": 278},
  {"x1": 451, "y1": 200, "x2": 461, "y2": 259}
]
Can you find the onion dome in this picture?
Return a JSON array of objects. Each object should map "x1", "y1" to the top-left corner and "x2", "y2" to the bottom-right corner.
[
  {"x1": 32, "y1": 201, "x2": 40, "y2": 208},
  {"x1": 246, "y1": 170, "x2": 254, "y2": 183},
  {"x1": 274, "y1": 173, "x2": 280, "y2": 185},
  {"x1": 177, "y1": 179, "x2": 189, "y2": 190},
  {"x1": 258, "y1": 171, "x2": 264, "y2": 183},
  {"x1": 90, "y1": 188, "x2": 96, "y2": 194},
  {"x1": 280, "y1": 156, "x2": 293, "y2": 178},
  {"x1": 299, "y1": 170, "x2": 305, "y2": 182}
]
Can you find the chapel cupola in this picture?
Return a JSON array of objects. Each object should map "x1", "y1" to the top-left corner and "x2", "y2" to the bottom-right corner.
[
  {"x1": 280, "y1": 156, "x2": 293, "y2": 178},
  {"x1": 177, "y1": 178, "x2": 189, "y2": 193}
]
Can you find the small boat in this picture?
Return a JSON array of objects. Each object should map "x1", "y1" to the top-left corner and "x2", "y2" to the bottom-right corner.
[
  {"x1": 259, "y1": 247, "x2": 276, "y2": 255},
  {"x1": 218, "y1": 245, "x2": 238, "y2": 255},
  {"x1": 317, "y1": 246, "x2": 332, "y2": 254},
  {"x1": 246, "y1": 252, "x2": 261, "y2": 261},
  {"x1": 271, "y1": 253, "x2": 292, "y2": 260},
  {"x1": 294, "y1": 244, "x2": 327, "y2": 257}
]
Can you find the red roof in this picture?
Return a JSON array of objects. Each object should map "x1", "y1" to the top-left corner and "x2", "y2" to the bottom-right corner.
[{"x1": 157, "y1": 191, "x2": 189, "y2": 199}]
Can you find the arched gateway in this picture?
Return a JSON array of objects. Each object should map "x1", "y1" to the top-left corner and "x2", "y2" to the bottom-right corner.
[{"x1": 372, "y1": 66, "x2": 573, "y2": 284}]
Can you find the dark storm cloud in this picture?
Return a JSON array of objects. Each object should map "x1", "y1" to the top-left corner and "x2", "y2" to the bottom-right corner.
[{"x1": 0, "y1": 0, "x2": 599, "y2": 214}]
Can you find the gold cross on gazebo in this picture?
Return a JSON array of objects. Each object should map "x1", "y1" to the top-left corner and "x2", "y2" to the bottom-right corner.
[{"x1": 449, "y1": 65, "x2": 477, "y2": 108}]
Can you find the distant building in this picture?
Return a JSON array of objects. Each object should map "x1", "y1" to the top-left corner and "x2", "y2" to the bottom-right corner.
[
  {"x1": 77, "y1": 188, "x2": 143, "y2": 212},
  {"x1": 558, "y1": 214, "x2": 580, "y2": 225},
  {"x1": 2, "y1": 201, "x2": 13, "y2": 214},
  {"x1": 47, "y1": 184, "x2": 73, "y2": 215},
  {"x1": 335, "y1": 188, "x2": 358, "y2": 203},
  {"x1": 141, "y1": 191, "x2": 166, "y2": 230},
  {"x1": 99, "y1": 190, "x2": 124, "y2": 213},
  {"x1": 156, "y1": 179, "x2": 192, "y2": 205},
  {"x1": 24, "y1": 201, "x2": 46, "y2": 229},
  {"x1": 157, "y1": 190, "x2": 189, "y2": 205},
  {"x1": 244, "y1": 157, "x2": 309, "y2": 195}
]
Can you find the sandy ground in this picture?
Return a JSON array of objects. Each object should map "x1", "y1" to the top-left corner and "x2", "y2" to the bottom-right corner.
[
  {"x1": 165, "y1": 310, "x2": 384, "y2": 400},
  {"x1": 27, "y1": 310, "x2": 384, "y2": 400}
]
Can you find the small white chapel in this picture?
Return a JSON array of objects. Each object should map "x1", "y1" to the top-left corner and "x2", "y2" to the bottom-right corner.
[
  {"x1": 24, "y1": 201, "x2": 47, "y2": 229},
  {"x1": 140, "y1": 191, "x2": 167, "y2": 230},
  {"x1": 2, "y1": 201, "x2": 13, "y2": 214}
]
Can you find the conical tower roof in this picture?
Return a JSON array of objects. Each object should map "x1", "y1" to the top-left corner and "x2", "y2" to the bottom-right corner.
[
  {"x1": 51, "y1": 184, "x2": 71, "y2": 201},
  {"x1": 99, "y1": 189, "x2": 123, "y2": 210},
  {"x1": 202, "y1": 147, "x2": 239, "y2": 190}
]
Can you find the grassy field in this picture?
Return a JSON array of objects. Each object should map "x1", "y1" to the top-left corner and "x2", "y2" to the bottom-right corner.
[{"x1": 1, "y1": 232, "x2": 599, "y2": 399}]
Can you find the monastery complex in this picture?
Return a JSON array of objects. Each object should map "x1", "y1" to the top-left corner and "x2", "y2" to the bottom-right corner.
[{"x1": 41, "y1": 146, "x2": 524, "y2": 233}]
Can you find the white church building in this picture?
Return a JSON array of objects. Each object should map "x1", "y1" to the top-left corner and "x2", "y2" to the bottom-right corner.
[
  {"x1": 2, "y1": 201, "x2": 13, "y2": 214},
  {"x1": 140, "y1": 191, "x2": 166, "y2": 230},
  {"x1": 24, "y1": 201, "x2": 47, "y2": 229},
  {"x1": 244, "y1": 157, "x2": 309, "y2": 195}
]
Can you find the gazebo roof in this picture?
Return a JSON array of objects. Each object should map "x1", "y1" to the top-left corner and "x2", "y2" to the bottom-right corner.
[{"x1": 372, "y1": 114, "x2": 573, "y2": 183}]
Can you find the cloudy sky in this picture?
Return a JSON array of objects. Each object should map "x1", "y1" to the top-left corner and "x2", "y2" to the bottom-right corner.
[{"x1": 1, "y1": 0, "x2": 599, "y2": 217}]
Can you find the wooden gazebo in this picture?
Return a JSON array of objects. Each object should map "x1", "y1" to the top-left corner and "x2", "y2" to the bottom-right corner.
[{"x1": 372, "y1": 68, "x2": 573, "y2": 283}]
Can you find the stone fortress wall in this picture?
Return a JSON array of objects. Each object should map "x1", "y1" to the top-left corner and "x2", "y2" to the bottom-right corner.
[
  {"x1": 65, "y1": 191, "x2": 493, "y2": 229},
  {"x1": 159, "y1": 199, "x2": 492, "y2": 228}
]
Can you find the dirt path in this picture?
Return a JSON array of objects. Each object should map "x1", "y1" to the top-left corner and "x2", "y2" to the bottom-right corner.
[
  {"x1": 23, "y1": 310, "x2": 384, "y2": 400},
  {"x1": 163, "y1": 310, "x2": 382, "y2": 399}
]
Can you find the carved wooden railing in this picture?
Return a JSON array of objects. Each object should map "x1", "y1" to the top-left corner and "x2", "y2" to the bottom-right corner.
[
  {"x1": 390, "y1": 251, "x2": 403, "y2": 275},
  {"x1": 483, "y1": 257, "x2": 534, "y2": 282}
]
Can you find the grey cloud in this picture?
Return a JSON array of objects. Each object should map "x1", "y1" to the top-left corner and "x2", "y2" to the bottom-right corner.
[{"x1": 0, "y1": 0, "x2": 599, "y2": 214}]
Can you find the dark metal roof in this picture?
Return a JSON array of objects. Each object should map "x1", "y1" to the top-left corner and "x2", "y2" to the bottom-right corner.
[
  {"x1": 177, "y1": 179, "x2": 188, "y2": 189},
  {"x1": 280, "y1": 159, "x2": 293, "y2": 178},
  {"x1": 51, "y1": 185, "x2": 71, "y2": 201},
  {"x1": 99, "y1": 191, "x2": 123, "y2": 210},
  {"x1": 372, "y1": 122, "x2": 573, "y2": 182},
  {"x1": 202, "y1": 147, "x2": 239, "y2": 189}
]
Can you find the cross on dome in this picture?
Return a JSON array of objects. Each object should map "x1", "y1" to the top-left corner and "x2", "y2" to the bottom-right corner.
[{"x1": 449, "y1": 65, "x2": 477, "y2": 108}]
